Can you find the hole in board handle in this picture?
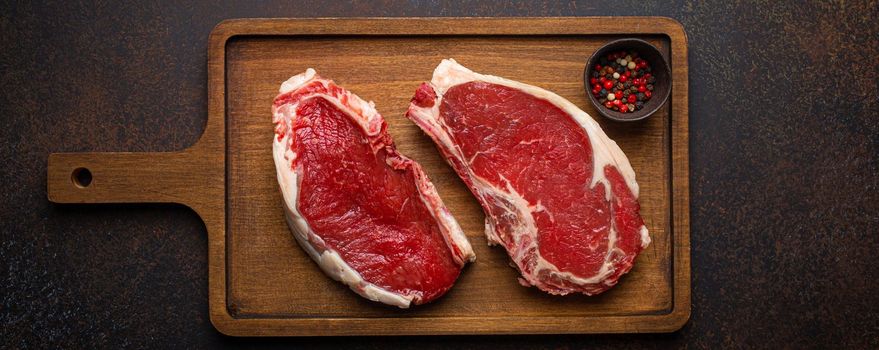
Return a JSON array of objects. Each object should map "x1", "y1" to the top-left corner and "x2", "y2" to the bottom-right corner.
[{"x1": 72, "y1": 167, "x2": 92, "y2": 188}]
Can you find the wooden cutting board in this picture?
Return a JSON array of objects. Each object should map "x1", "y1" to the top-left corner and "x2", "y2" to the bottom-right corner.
[{"x1": 47, "y1": 17, "x2": 690, "y2": 336}]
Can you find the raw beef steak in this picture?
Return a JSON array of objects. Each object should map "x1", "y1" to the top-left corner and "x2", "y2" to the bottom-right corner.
[
  {"x1": 406, "y1": 60, "x2": 650, "y2": 295},
  {"x1": 272, "y1": 69, "x2": 475, "y2": 307}
]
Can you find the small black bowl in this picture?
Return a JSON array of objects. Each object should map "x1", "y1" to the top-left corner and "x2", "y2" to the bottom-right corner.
[{"x1": 584, "y1": 38, "x2": 671, "y2": 122}]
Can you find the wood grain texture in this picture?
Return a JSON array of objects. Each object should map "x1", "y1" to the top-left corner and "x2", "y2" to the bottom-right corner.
[{"x1": 47, "y1": 17, "x2": 689, "y2": 336}]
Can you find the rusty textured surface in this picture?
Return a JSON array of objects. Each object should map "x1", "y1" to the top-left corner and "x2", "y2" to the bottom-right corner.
[{"x1": 1, "y1": 0, "x2": 877, "y2": 348}]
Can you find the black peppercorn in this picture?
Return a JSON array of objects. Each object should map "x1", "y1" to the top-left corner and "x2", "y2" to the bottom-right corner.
[{"x1": 592, "y1": 49, "x2": 657, "y2": 114}]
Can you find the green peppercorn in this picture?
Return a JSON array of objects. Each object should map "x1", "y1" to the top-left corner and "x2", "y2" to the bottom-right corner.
[{"x1": 647, "y1": 84, "x2": 654, "y2": 91}]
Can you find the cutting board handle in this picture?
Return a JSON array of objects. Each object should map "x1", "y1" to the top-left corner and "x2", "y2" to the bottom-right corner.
[{"x1": 47, "y1": 150, "x2": 205, "y2": 206}]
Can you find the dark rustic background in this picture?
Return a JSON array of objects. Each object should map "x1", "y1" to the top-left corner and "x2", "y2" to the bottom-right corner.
[{"x1": 2, "y1": 1, "x2": 877, "y2": 348}]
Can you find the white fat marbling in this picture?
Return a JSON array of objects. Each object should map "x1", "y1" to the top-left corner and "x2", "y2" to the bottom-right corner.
[
  {"x1": 640, "y1": 225, "x2": 652, "y2": 249},
  {"x1": 273, "y1": 128, "x2": 413, "y2": 308},
  {"x1": 279, "y1": 68, "x2": 316, "y2": 94},
  {"x1": 430, "y1": 59, "x2": 640, "y2": 200},
  {"x1": 273, "y1": 70, "x2": 414, "y2": 308},
  {"x1": 407, "y1": 59, "x2": 651, "y2": 293},
  {"x1": 273, "y1": 69, "x2": 473, "y2": 307}
]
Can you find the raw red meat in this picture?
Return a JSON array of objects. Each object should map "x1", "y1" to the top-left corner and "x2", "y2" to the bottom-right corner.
[
  {"x1": 406, "y1": 60, "x2": 650, "y2": 295},
  {"x1": 272, "y1": 69, "x2": 474, "y2": 307}
]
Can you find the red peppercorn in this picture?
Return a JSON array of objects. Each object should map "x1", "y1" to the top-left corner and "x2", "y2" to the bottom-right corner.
[{"x1": 592, "y1": 50, "x2": 659, "y2": 111}]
